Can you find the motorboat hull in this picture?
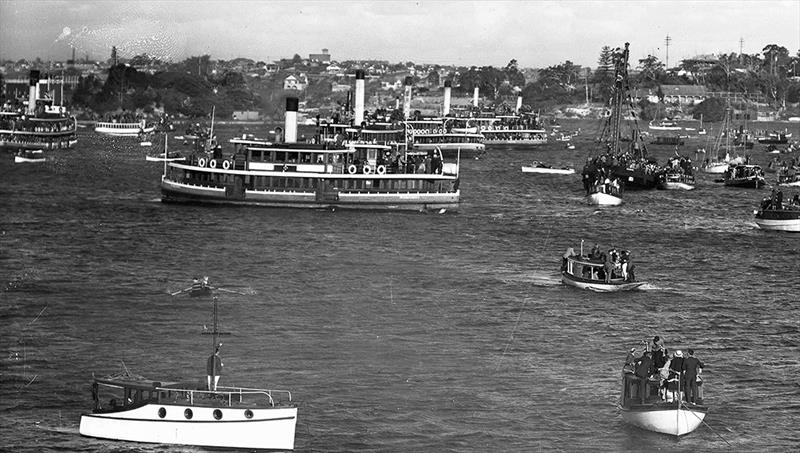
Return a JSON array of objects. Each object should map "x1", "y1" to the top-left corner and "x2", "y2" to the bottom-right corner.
[
  {"x1": 621, "y1": 405, "x2": 706, "y2": 436},
  {"x1": 755, "y1": 210, "x2": 800, "y2": 232},
  {"x1": 80, "y1": 403, "x2": 296, "y2": 449},
  {"x1": 521, "y1": 166, "x2": 575, "y2": 174},
  {"x1": 588, "y1": 192, "x2": 622, "y2": 206},
  {"x1": 658, "y1": 181, "x2": 694, "y2": 190},
  {"x1": 561, "y1": 272, "x2": 644, "y2": 292}
]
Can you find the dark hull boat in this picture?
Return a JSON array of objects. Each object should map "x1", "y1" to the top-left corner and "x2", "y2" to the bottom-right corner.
[{"x1": 724, "y1": 165, "x2": 765, "y2": 188}]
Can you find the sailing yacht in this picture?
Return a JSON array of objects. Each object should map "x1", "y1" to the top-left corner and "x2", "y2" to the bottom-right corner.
[{"x1": 702, "y1": 106, "x2": 744, "y2": 174}]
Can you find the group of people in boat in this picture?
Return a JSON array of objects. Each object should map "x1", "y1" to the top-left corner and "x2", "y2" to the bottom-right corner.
[
  {"x1": 624, "y1": 336, "x2": 705, "y2": 404},
  {"x1": 759, "y1": 188, "x2": 800, "y2": 211},
  {"x1": 562, "y1": 244, "x2": 635, "y2": 283}
]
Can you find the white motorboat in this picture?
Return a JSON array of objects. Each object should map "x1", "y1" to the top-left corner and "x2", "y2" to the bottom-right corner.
[
  {"x1": 620, "y1": 372, "x2": 707, "y2": 436},
  {"x1": 561, "y1": 250, "x2": 644, "y2": 292},
  {"x1": 14, "y1": 149, "x2": 46, "y2": 163},
  {"x1": 79, "y1": 285, "x2": 297, "y2": 450},
  {"x1": 657, "y1": 173, "x2": 695, "y2": 190},
  {"x1": 587, "y1": 192, "x2": 623, "y2": 206},
  {"x1": 521, "y1": 162, "x2": 575, "y2": 174}
]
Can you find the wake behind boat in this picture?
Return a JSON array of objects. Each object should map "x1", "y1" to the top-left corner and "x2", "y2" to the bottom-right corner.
[
  {"x1": 561, "y1": 243, "x2": 644, "y2": 292},
  {"x1": 79, "y1": 280, "x2": 297, "y2": 450},
  {"x1": 521, "y1": 161, "x2": 574, "y2": 174}
]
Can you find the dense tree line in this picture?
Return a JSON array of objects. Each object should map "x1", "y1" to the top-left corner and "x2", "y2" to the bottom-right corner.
[{"x1": 64, "y1": 42, "x2": 800, "y2": 119}]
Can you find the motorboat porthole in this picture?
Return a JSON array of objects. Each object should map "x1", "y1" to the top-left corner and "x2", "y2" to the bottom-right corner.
[
  {"x1": 184, "y1": 408, "x2": 193, "y2": 419},
  {"x1": 213, "y1": 409, "x2": 223, "y2": 420},
  {"x1": 158, "y1": 407, "x2": 166, "y2": 418},
  {"x1": 244, "y1": 409, "x2": 253, "y2": 419}
]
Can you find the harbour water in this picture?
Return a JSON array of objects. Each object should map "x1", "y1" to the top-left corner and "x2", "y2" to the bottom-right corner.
[{"x1": 1, "y1": 120, "x2": 799, "y2": 452}]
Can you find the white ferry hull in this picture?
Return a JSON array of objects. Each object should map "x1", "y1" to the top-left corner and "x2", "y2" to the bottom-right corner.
[
  {"x1": 412, "y1": 142, "x2": 485, "y2": 152},
  {"x1": 161, "y1": 179, "x2": 459, "y2": 211},
  {"x1": 94, "y1": 125, "x2": 156, "y2": 137},
  {"x1": 486, "y1": 139, "x2": 547, "y2": 145},
  {"x1": 521, "y1": 166, "x2": 574, "y2": 174},
  {"x1": 621, "y1": 406, "x2": 705, "y2": 436},
  {"x1": 79, "y1": 404, "x2": 297, "y2": 450},
  {"x1": 779, "y1": 180, "x2": 800, "y2": 187},
  {"x1": 588, "y1": 192, "x2": 622, "y2": 206},
  {"x1": 754, "y1": 218, "x2": 800, "y2": 232}
]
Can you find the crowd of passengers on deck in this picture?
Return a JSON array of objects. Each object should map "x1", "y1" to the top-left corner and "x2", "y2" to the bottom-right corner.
[
  {"x1": 623, "y1": 336, "x2": 705, "y2": 404},
  {"x1": 760, "y1": 188, "x2": 800, "y2": 211},
  {"x1": 562, "y1": 244, "x2": 636, "y2": 283}
]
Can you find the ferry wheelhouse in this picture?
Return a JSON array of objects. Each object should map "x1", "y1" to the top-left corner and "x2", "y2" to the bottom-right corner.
[
  {"x1": 94, "y1": 119, "x2": 155, "y2": 137},
  {"x1": 161, "y1": 98, "x2": 460, "y2": 211}
]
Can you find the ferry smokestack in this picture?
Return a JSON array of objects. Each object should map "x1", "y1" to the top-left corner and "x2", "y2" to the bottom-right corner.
[
  {"x1": 516, "y1": 95, "x2": 523, "y2": 113},
  {"x1": 443, "y1": 80, "x2": 452, "y2": 116},
  {"x1": 28, "y1": 70, "x2": 40, "y2": 115},
  {"x1": 354, "y1": 69, "x2": 365, "y2": 126},
  {"x1": 472, "y1": 86, "x2": 479, "y2": 108},
  {"x1": 403, "y1": 76, "x2": 413, "y2": 119},
  {"x1": 284, "y1": 97, "x2": 298, "y2": 143}
]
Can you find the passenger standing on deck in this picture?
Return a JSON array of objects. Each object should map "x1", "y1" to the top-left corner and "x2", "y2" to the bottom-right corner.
[
  {"x1": 561, "y1": 248, "x2": 575, "y2": 272},
  {"x1": 669, "y1": 350, "x2": 685, "y2": 398},
  {"x1": 603, "y1": 257, "x2": 615, "y2": 283},
  {"x1": 207, "y1": 346, "x2": 223, "y2": 391},
  {"x1": 651, "y1": 336, "x2": 666, "y2": 370},
  {"x1": 634, "y1": 351, "x2": 654, "y2": 399},
  {"x1": 682, "y1": 349, "x2": 705, "y2": 403}
]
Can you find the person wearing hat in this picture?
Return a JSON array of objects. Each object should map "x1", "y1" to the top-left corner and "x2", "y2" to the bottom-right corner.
[
  {"x1": 669, "y1": 350, "x2": 685, "y2": 397},
  {"x1": 206, "y1": 345, "x2": 223, "y2": 391},
  {"x1": 682, "y1": 349, "x2": 705, "y2": 404}
]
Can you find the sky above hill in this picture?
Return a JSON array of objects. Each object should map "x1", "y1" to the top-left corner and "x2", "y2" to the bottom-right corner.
[{"x1": 1, "y1": 0, "x2": 798, "y2": 69}]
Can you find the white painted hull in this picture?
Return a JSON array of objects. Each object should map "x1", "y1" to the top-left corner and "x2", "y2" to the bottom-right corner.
[
  {"x1": 588, "y1": 192, "x2": 622, "y2": 205},
  {"x1": 95, "y1": 125, "x2": 156, "y2": 137},
  {"x1": 15, "y1": 156, "x2": 46, "y2": 163},
  {"x1": 621, "y1": 406, "x2": 705, "y2": 436},
  {"x1": 562, "y1": 274, "x2": 644, "y2": 292},
  {"x1": 702, "y1": 162, "x2": 729, "y2": 174},
  {"x1": 146, "y1": 155, "x2": 185, "y2": 162},
  {"x1": 779, "y1": 181, "x2": 800, "y2": 187},
  {"x1": 413, "y1": 142, "x2": 485, "y2": 152},
  {"x1": 521, "y1": 166, "x2": 575, "y2": 174},
  {"x1": 161, "y1": 178, "x2": 460, "y2": 211},
  {"x1": 755, "y1": 218, "x2": 800, "y2": 232},
  {"x1": 79, "y1": 403, "x2": 297, "y2": 449},
  {"x1": 660, "y1": 182, "x2": 695, "y2": 190}
]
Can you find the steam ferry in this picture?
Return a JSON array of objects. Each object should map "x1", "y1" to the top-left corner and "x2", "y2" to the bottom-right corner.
[
  {"x1": 94, "y1": 118, "x2": 155, "y2": 137},
  {"x1": 161, "y1": 75, "x2": 460, "y2": 211},
  {"x1": 0, "y1": 71, "x2": 77, "y2": 151}
]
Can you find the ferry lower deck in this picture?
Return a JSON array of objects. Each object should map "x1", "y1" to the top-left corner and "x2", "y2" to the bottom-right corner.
[{"x1": 161, "y1": 164, "x2": 460, "y2": 211}]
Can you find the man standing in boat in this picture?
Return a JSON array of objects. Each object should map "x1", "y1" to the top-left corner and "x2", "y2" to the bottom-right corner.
[
  {"x1": 207, "y1": 345, "x2": 223, "y2": 391},
  {"x1": 682, "y1": 349, "x2": 704, "y2": 404}
]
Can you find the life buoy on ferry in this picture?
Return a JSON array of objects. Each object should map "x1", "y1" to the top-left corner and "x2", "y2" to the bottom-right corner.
[
  {"x1": 480, "y1": 125, "x2": 486, "y2": 131},
  {"x1": 222, "y1": 160, "x2": 231, "y2": 170},
  {"x1": 376, "y1": 165, "x2": 386, "y2": 175},
  {"x1": 348, "y1": 164, "x2": 357, "y2": 174},
  {"x1": 363, "y1": 165, "x2": 373, "y2": 175},
  {"x1": 209, "y1": 159, "x2": 218, "y2": 168},
  {"x1": 198, "y1": 157, "x2": 207, "y2": 167}
]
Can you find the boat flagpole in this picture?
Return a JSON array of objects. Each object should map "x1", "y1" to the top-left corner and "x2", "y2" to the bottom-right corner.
[
  {"x1": 163, "y1": 132, "x2": 168, "y2": 177},
  {"x1": 209, "y1": 105, "x2": 216, "y2": 148}
]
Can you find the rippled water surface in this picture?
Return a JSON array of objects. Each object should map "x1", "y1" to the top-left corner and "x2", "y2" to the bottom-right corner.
[{"x1": 1, "y1": 120, "x2": 799, "y2": 452}]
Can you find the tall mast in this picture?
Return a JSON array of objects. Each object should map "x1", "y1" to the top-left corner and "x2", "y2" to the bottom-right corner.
[{"x1": 610, "y1": 43, "x2": 629, "y2": 154}]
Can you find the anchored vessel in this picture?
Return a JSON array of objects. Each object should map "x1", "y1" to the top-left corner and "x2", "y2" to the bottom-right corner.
[
  {"x1": 79, "y1": 286, "x2": 297, "y2": 450},
  {"x1": 561, "y1": 244, "x2": 644, "y2": 292},
  {"x1": 94, "y1": 118, "x2": 155, "y2": 137},
  {"x1": 162, "y1": 85, "x2": 460, "y2": 210},
  {"x1": 0, "y1": 71, "x2": 77, "y2": 151},
  {"x1": 754, "y1": 193, "x2": 800, "y2": 232},
  {"x1": 723, "y1": 164, "x2": 765, "y2": 188},
  {"x1": 619, "y1": 371, "x2": 707, "y2": 436}
]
